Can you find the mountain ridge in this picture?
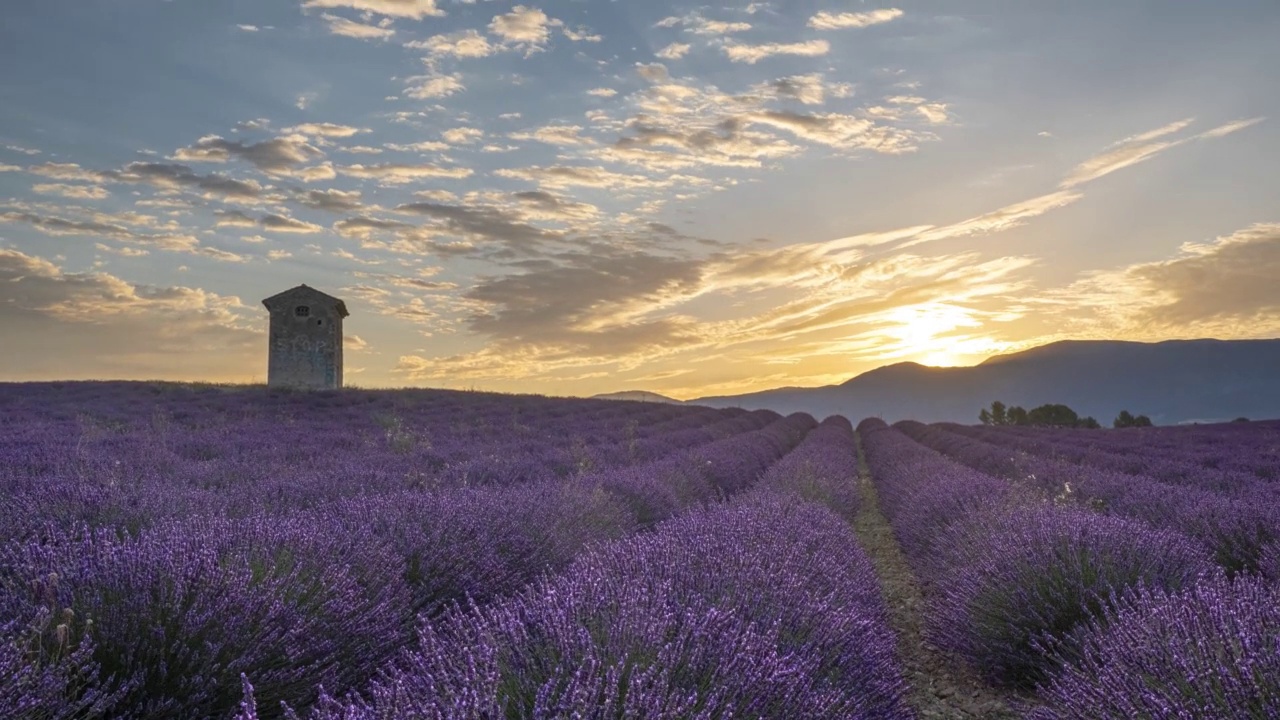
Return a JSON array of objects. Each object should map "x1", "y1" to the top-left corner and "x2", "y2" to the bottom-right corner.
[{"x1": 683, "y1": 339, "x2": 1280, "y2": 424}]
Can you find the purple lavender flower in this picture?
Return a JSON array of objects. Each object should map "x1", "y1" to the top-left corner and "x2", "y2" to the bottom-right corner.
[
  {"x1": 928, "y1": 505, "x2": 1219, "y2": 690},
  {"x1": 1029, "y1": 576, "x2": 1280, "y2": 719}
]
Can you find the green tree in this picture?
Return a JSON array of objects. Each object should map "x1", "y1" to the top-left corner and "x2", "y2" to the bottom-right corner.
[
  {"x1": 1027, "y1": 403, "x2": 1080, "y2": 428},
  {"x1": 1007, "y1": 405, "x2": 1029, "y2": 426},
  {"x1": 1114, "y1": 410, "x2": 1154, "y2": 428},
  {"x1": 991, "y1": 401, "x2": 1008, "y2": 426},
  {"x1": 979, "y1": 408, "x2": 993, "y2": 425},
  {"x1": 1077, "y1": 416, "x2": 1101, "y2": 429}
]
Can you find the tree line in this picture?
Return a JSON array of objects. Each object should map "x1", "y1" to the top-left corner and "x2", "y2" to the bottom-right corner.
[{"x1": 979, "y1": 401, "x2": 1153, "y2": 429}]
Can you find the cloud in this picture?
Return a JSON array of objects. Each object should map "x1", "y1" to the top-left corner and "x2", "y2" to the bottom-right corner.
[
  {"x1": 1059, "y1": 117, "x2": 1261, "y2": 189},
  {"x1": 442, "y1": 127, "x2": 484, "y2": 144},
  {"x1": 237, "y1": 24, "x2": 261, "y2": 32},
  {"x1": 28, "y1": 162, "x2": 105, "y2": 182},
  {"x1": 510, "y1": 190, "x2": 600, "y2": 222},
  {"x1": 587, "y1": 87, "x2": 618, "y2": 98},
  {"x1": 393, "y1": 200, "x2": 564, "y2": 252},
  {"x1": 113, "y1": 162, "x2": 265, "y2": 200},
  {"x1": 655, "y1": 43, "x2": 691, "y2": 60},
  {"x1": 94, "y1": 243, "x2": 150, "y2": 257},
  {"x1": 2, "y1": 210, "x2": 144, "y2": 241},
  {"x1": 0, "y1": 164, "x2": 20, "y2": 172},
  {"x1": 744, "y1": 110, "x2": 922, "y2": 153},
  {"x1": 5, "y1": 145, "x2": 41, "y2": 155},
  {"x1": 0, "y1": 208, "x2": 242, "y2": 260},
  {"x1": 319, "y1": 13, "x2": 395, "y2": 39},
  {"x1": 405, "y1": 73, "x2": 465, "y2": 99},
  {"x1": 913, "y1": 190, "x2": 1084, "y2": 245},
  {"x1": 300, "y1": 0, "x2": 443, "y2": 19},
  {"x1": 277, "y1": 161, "x2": 337, "y2": 182},
  {"x1": 296, "y1": 188, "x2": 365, "y2": 212},
  {"x1": 636, "y1": 63, "x2": 670, "y2": 83},
  {"x1": 656, "y1": 13, "x2": 751, "y2": 35},
  {"x1": 391, "y1": 235, "x2": 1033, "y2": 389},
  {"x1": 0, "y1": 248, "x2": 260, "y2": 381},
  {"x1": 722, "y1": 39, "x2": 830, "y2": 64},
  {"x1": 406, "y1": 29, "x2": 493, "y2": 57},
  {"x1": 334, "y1": 215, "x2": 414, "y2": 239},
  {"x1": 1196, "y1": 117, "x2": 1265, "y2": 139},
  {"x1": 213, "y1": 209, "x2": 259, "y2": 228},
  {"x1": 489, "y1": 5, "x2": 562, "y2": 53},
  {"x1": 394, "y1": 249, "x2": 705, "y2": 376},
  {"x1": 915, "y1": 102, "x2": 949, "y2": 124},
  {"x1": 495, "y1": 165, "x2": 685, "y2": 190},
  {"x1": 260, "y1": 213, "x2": 325, "y2": 233},
  {"x1": 808, "y1": 8, "x2": 904, "y2": 30},
  {"x1": 753, "y1": 73, "x2": 851, "y2": 105},
  {"x1": 509, "y1": 125, "x2": 594, "y2": 146},
  {"x1": 172, "y1": 134, "x2": 323, "y2": 173},
  {"x1": 284, "y1": 123, "x2": 367, "y2": 138},
  {"x1": 562, "y1": 26, "x2": 602, "y2": 43},
  {"x1": 212, "y1": 209, "x2": 323, "y2": 233},
  {"x1": 1048, "y1": 223, "x2": 1280, "y2": 338},
  {"x1": 196, "y1": 246, "x2": 253, "y2": 263},
  {"x1": 32, "y1": 183, "x2": 110, "y2": 200},
  {"x1": 341, "y1": 162, "x2": 473, "y2": 183},
  {"x1": 384, "y1": 140, "x2": 449, "y2": 152}
]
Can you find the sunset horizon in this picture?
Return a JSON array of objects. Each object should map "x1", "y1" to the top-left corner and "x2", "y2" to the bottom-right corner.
[{"x1": 3, "y1": 1, "x2": 1278, "y2": 400}]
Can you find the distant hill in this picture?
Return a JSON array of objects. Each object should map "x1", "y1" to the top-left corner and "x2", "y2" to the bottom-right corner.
[
  {"x1": 687, "y1": 339, "x2": 1280, "y2": 425},
  {"x1": 592, "y1": 390, "x2": 685, "y2": 405}
]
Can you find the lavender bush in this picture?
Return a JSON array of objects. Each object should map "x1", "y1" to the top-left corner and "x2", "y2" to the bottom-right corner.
[
  {"x1": 900, "y1": 421, "x2": 1280, "y2": 576},
  {"x1": 857, "y1": 418, "x2": 1022, "y2": 575},
  {"x1": 928, "y1": 505, "x2": 1219, "y2": 689},
  {"x1": 1029, "y1": 576, "x2": 1280, "y2": 719},
  {"x1": 256, "y1": 495, "x2": 911, "y2": 720},
  {"x1": 752, "y1": 415, "x2": 861, "y2": 518},
  {"x1": 2, "y1": 515, "x2": 413, "y2": 719}
]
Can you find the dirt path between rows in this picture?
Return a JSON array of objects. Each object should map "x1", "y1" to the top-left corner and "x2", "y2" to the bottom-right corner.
[{"x1": 851, "y1": 434, "x2": 1022, "y2": 720}]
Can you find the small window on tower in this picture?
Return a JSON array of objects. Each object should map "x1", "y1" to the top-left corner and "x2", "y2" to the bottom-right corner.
[{"x1": 295, "y1": 306, "x2": 311, "y2": 317}]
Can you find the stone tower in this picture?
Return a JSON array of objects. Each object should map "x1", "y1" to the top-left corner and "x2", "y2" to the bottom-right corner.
[{"x1": 262, "y1": 284, "x2": 349, "y2": 389}]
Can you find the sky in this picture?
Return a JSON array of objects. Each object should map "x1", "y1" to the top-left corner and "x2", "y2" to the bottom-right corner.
[{"x1": 1, "y1": 0, "x2": 1278, "y2": 399}]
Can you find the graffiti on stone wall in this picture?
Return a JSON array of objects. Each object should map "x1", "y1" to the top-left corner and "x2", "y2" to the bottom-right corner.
[{"x1": 273, "y1": 335, "x2": 336, "y2": 384}]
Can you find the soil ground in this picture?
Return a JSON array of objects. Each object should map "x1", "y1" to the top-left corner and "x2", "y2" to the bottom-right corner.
[{"x1": 851, "y1": 435, "x2": 1026, "y2": 720}]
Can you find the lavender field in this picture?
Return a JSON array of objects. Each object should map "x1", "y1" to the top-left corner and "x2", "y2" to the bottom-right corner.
[{"x1": 2, "y1": 382, "x2": 1279, "y2": 719}]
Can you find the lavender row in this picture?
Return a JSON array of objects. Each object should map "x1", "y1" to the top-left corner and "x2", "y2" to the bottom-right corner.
[
  {"x1": 0, "y1": 388, "x2": 778, "y2": 543},
  {"x1": 945, "y1": 422, "x2": 1272, "y2": 493},
  {"x1": 751, "y1": 415, "x2": 862, "y2": 519},
  {"x1": 967, "y1": 420, "x2": 1280, "y2": 481},
  {"x1": 0, "y1": 382, "x2": 737, "y2": 491},
  {"x1": 0, "y1": 412, "x2": 816, "y2": 718},
  {"x1": 857, "y1": 419, "x2": 1219, "y2": 694},
  {"x1": 898, "y1": 421, "x2": 1280, "y2": 576},
  {"x1": 242, "y1": 416, "x2": 909, "y2": 719}
]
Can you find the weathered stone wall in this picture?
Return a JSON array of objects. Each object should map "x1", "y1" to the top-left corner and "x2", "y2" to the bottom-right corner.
[{"x1": 267, "y1": 304, "x2": 344, "y2": 389}]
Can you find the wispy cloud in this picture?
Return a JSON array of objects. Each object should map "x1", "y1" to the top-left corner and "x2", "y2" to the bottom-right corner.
[
  {"x1": 1042, "y1": 223, "x2": 1280, "y2": 338},
  {"x1": 722, "y1": 39, "x2": 830, "y2": 64},
  {"x1": 0, "y1": 248, "x2": 259, "y2": 380},
  {"x1": 407, "y1": 29, "x2": 493, "y2": 58},
  {"x1": 300, "y1": 0, "x2": 443, "y2": 20},
  {"x1": 1061, "y1": 117, "x2": 1262, "y2": 188},
  {"x1": 320, "y1": 13, "x2": 395, "y2": 40},
  {"x1": 808, "y1": 8, "x2": 904, "y2": 30},
  {"x1": 656, "y1": 43, "x2": 692, "y2": 60}
]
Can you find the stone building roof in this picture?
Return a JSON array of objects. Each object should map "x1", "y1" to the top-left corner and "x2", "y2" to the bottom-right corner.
[{"x1": 262, "y1": 284, "x2": 350, "y2": 318}]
